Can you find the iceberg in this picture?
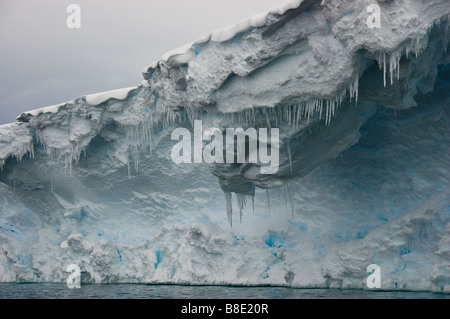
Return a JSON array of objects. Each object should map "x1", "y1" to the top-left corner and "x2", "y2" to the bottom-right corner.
[{"x1": 0, "y1": 0, "x2": 449, "y2": 292}]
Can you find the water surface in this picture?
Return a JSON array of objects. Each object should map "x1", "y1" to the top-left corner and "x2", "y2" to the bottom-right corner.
[{"x1": 0, "y1": 284, "x2": 448, "y2": 299}]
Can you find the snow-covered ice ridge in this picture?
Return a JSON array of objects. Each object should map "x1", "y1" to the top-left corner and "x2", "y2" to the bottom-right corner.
[{"x1": 0, "y1": 0, "x2": 450, "y2": 292}]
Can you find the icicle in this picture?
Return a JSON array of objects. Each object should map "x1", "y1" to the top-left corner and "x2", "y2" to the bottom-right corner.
[
  {"x1": 295, "y1": 104, "x2": 301, "y2": 128},
  {"x1": 266, "y1": 189, "x2": 271, "y2": 215},
  {"x1": 286, "y1": 183, "x2": 295, "y2": 219},
  {"x1": 349, "y1": 72, "x2": 359, "y2": 105},
  {"x1": 325, "y1": 100, "x2": 336, "y2": 126},
  {"x1": 127, "y1": 152, "x2": 131, "y2": 179},
  {"x1": 377, "y1": 51, "x2": 403, "y2": 87},
  {"x1": 397, "y1": 54, "x2": 400, "y2": 81},
  {"x1": 318, "y1": 100, "x2": 323, "y2": 119},
  {"x1": 251, "y1": 196, "x2": 255, "y2": 214},
  {"x1": 225, "y1": 191, "x2": 233, "y2": 226},
  {"x1": 266, "y1": 109, "x2": 271, "y2": 129},
  {"x1": 329, "y1": 100, "x2": 333, "y2": 124},
  {"x1": 236, "y1": 194, "x2": 247, "y2": 223},
  {"x1": 389, "y1": 51, "x2": 401, "y2": 85},
  {"x1": 390, "y1": 54, "x2": 394, "y2": 85},
  {"x1": 306, "y1": 100, "x2": 313, "y2": 123},
  {"x1": 2, "y1": 135, "x2": 36, "y2": 172},
  {"x1": 225, "y1": 79, "x2": 362, "y2": 130},
  {"x1": 287, "y1": 143, "x2": 292, "y2": 173},
  {"x1": 415, "y1": 38, "x2": 420, "y2": 58}
]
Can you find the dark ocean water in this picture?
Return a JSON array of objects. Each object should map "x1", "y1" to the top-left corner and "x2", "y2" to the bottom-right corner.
[{"x1": 0, "y1": 283, "x2": 449, "y2": 299}]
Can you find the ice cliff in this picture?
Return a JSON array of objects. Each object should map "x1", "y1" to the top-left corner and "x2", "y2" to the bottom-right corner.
[{"x1": 1, "y1": 0, "x2": 450, "y2": 292}]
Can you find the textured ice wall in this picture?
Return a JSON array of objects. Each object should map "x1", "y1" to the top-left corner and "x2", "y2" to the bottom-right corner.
[{"x1": 0, "y1": 0, "x2": 449, "y2": 292}]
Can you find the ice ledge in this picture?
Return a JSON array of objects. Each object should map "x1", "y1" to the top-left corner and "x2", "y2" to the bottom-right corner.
[
  {"x1": 0, "y1": 123, "x2": 34, "y2": 170},
  {"x1": 143, "y1": 0, "x2": 304, "y2": 72},
  {"x1": 17, "y1": 86, "x2": 139, "y2": 120}
]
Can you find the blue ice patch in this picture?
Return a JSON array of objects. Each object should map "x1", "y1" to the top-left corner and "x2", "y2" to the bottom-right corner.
[
  {"x1": 299, "y1": 225, "x2": 309, "y2": 232},
  {"x1": 155, "y1": 250, "x2": 162, "y2": 269},
  {"x1": 170, "y1": 266, "x2": 176, "y2": 279},
  {"x1": 264, "y1": 233, "x2": 284, "y2": 248},
  {"x1": 400, "y1": 247, "x2": 411, "y2": 256},
  {"x1": 17, "y1": 256, "x2": 29, "y2": 265},
  {"x1": 1, "y1": 223, "x2": 19, "y2": 235},
  {"x1": 263, "y1": 266, "x2": 270, "y2": 279},
  {"x1": 318, "y1": 244, "x2": 327, "y2": 258},
  {"x1": 194, "y1": 44, "x2": 200, "y2": 57},
  {"x1": 355, "y1": 226, "x2": 370, "y2": 239},
  {"x1": 117, "y1": 249, "x2": 123, "y2": 263}
]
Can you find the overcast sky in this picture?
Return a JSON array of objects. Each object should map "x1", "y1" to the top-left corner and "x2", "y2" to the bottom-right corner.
[{"x1": 0, "y1": 0, "x2": 288, "y2": 124}]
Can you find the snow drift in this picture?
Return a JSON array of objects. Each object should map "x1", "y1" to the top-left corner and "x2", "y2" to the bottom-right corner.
[{"x1": 0, "y1": 0, "x2": 449, "y2": 292}]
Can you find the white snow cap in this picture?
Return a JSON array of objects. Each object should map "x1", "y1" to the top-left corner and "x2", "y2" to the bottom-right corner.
[{"x1": 86, "y1": 86, "x2": 138, "y2": 106}]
